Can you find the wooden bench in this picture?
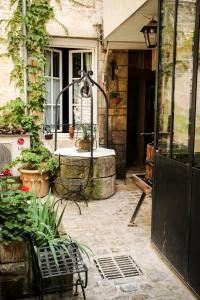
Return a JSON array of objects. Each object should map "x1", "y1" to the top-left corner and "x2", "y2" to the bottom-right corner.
[{"x1": 128, "y1": 174, "x2": 152, "y2": 226}]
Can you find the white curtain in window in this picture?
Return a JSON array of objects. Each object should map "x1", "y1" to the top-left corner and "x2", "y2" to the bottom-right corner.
[{"x1": 85, "y1": 52, "x2": 92, "y2": 71}]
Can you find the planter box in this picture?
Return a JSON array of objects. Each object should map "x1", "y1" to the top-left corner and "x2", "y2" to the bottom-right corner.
[
  {"x1": 0, "y1": 241, "x2": 27, "y2": 264},
  {"x1": 0, "y1": 241, "x2": 28, "y2": 298}
]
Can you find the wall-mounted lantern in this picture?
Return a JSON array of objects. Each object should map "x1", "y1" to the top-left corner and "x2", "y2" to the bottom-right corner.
[{"x1": 140, "y1": 19, "x2": 157, "y2": 48}]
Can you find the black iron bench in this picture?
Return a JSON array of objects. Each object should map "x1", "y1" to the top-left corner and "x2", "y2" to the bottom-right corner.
[
  {"x1": 25, "y1": 234, "x2": 88, "y2": 300},
  {"x1": 128, "y1": 174, "x2": 152, "y2": 226}
]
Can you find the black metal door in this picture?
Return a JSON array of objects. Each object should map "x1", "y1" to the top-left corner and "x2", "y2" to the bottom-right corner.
[
  {"x1": 188, "y1": 168, "x2": 200, "y2": 294},
  {"x1": 152, "y1": 155, "x2": 189, "y2": 278},
  {"x1": 152, "y1": 0, "x2": 200, "y2": 294}
]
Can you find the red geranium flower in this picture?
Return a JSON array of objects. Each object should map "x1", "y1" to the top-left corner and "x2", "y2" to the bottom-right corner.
[
  {"x1": 2, "y1": 169, "x2": 12, "y2": 176},
  {"x1": 20, "y1": 186, "x2": 30, "y2": 192}
]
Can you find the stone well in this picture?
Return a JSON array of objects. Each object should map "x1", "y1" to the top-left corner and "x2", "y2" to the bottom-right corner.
[{"x1": 54, "y1": 147, "x2": 116, "y2": 199}]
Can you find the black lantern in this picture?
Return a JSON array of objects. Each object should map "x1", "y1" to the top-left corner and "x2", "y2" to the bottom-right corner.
[{"x1": 141, "y1": 19, "x2": 157, "y2": 48}]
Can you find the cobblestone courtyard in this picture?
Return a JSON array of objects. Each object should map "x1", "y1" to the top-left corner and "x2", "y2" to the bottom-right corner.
[{"x1": 59, "y1": 177, "x2": 197, "y2": 300}]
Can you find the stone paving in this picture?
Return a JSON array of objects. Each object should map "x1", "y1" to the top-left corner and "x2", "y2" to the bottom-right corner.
[{"x1": 58, "y1": 177, "x2": 197, "y2": 300}]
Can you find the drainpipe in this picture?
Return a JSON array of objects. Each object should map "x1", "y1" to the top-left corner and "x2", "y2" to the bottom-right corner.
[{"x1": 22, "y1": 0, "x2": 28, "y2": 113}]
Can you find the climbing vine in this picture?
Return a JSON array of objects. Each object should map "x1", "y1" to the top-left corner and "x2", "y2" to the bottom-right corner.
[
  {"x1": 3, "y1": 0, "x2": 86, "y2": 147},
  {"x1": 8, "y1": 0, "x2": 54, "y2": 112},
  {"x1": 6, "y1": 0, "x2": 61, "y2": 147}
]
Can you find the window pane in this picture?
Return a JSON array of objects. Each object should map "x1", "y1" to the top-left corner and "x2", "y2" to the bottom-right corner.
[
  {"x1": 53, "y1": 79, "x2": 60, "y2": 104},
  {"x1": 44, "y1": 106, "x2": 51, "y2": 125},
  {"x1": 44, "y1": 51, "x2": 51, "y2": 76},
  {"x1": 53, "y1": 52, "x2": 60, "y2": 77},
  {"x1": 83, "y1": 52, "x2": 92, "y2": 72},
  {"x1": 157, "y1": 0, "x2": 175, "y2": 155},
  {"x1": 73, "y1": 53, "x2": 81, "y2": 78},
  {"x1": 73, "y1": 81, "x2": 82, "y2": 123},
  {"x1": 72, "y1": 81, "x2": 91, "y2": 124},
  {"x1": 172, "y1": 0, "x2": 196, "y2": 162},
  {"x1": 45, "y1": 79, "x2": 51, "y2": 104},
  {"x1": 53, "y1": 106, "x2": 60, "y2": 127}
]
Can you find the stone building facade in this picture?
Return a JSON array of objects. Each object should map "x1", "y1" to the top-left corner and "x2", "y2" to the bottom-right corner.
[{"x1": 0, "y1": 0, "x2": 129, "y2": 177}]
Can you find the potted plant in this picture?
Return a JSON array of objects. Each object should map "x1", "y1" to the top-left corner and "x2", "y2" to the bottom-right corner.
[
  {"x1": 8, "y1": 145, "x2": 59, "y2": 197},
  {"x1": 109, "y1": 90, "x2": 122, "y2": 105},
  {"x1": 69, "y1": 125, "x2": 75, "y2": 139},
  {"x1": 75, "y1": 124, "x2": 92, "y2": 152},
  {"x1": 44, "y1": 125, "x2": 53, "y2": 140},
  {"x1": 0, "y1": 98, "x2": 37, "y2": 135},
  {"x1": 27, "y1": 193, "x2": 90, "y2": 294},
  {"x1": 30, "y1": 193, "x2": 90, "y2": 263},
  {"x1": 0, "y1": 174, "x2": 34, "y2": 264}
]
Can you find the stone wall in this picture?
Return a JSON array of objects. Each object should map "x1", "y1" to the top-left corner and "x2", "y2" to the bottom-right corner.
[
  {"x1": 98, "y1": 50, "x2": 128, "y2": 178},
  {"x1": 48, "y1": 0, "x2": 102, "y2": 38}
]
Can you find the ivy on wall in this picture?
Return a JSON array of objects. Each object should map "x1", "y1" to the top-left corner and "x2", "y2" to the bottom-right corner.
[
  {"x1": 5, "y1": 0, "x2": 61, "y2": 147},
  {"x1": 3, "y1": 0, "x2": 87, "y2": 147},
  {"x1": 8, "y1": 0, "x2": 54, "y2": 112}
]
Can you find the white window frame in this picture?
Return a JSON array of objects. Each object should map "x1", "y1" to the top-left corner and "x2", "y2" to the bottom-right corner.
[
  {"x1": 44, "y1": 48, "x2": 63, "y2": 131},
  {"x1": 69, "y1": 49, "x2": 97, "y2": 126}
]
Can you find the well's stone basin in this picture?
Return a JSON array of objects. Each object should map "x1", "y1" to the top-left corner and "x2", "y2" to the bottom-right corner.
[{"x1": 54, "y1": 147, "x2": 116, "y2": 199}]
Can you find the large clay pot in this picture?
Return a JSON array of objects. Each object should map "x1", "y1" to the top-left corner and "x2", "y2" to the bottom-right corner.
[{"x1": 19, "y1": 169, "x2": 50, "y2": 197}]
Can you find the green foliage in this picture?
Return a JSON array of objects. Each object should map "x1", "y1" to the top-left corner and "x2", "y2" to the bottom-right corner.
[
  {"x1": 0, "y1": 98, "x2": 37, "y2": 130},
  {"x1": 0, "y1": 188, "x2": 35, "y2": 245},
  {"x1": 4, "y1": 0, "x2": 66, "y2": 146},
  {"x1": 7, "y1": 0, "x2": 54, "y2": 112},
  {"x1": 8, "y1": 145, "x2": 59, "y2": 175},
  {"x1": 0, "y1": 176, "x2": 21, "y2": 192},
  {"x1": 76, "y1": 123, "x2": 91, "y2": 140},
  {"x1": 25, "y1": 1, "x2": 54, "y2": 112},
  {"x1": 31, "y1": 192, "x2": 91, "y2": 265},
  {"x1": 0, "y1": 98, "x2": 25, "y2": 128},
  {"x1": 6, "y1": 0, "x2": 67, "y2": 113},
  {"x1": 0, "y1": 98, "x2": 41, "y2": 147},
  {"x1": 7, "y1": 0, "x2": 24, "y2": 89},
  {"x1": 109, "y1": 90, "x2": 120, "y2": 98}
]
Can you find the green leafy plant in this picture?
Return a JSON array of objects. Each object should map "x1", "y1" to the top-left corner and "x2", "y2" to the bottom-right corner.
[
  {"x1": 8, "y1": 145, "x2": 59, "y2": 175},
  {"x1": 3, "y1": 0, "x2": 66, "y2": 147},
  {"x1": 0, "y1": 187, "x2": 34, "y2": 245},
  {"x1": 76, "y1": 124, "x2": 91, "y2": 140},
  {"x1": 31, "y1": 192, "x2": 90, "y2": 265},
  {"x1": 0, "y1": 98, "x2": 40, "y2": 141},
  {"x1": 109, "y1": 90, "x2": 120, "y2": 98}
]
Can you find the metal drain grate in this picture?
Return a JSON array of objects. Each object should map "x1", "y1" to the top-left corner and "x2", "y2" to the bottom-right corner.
[{"x1": 94, "y1": 255, "x2": 143, "y2": 280}]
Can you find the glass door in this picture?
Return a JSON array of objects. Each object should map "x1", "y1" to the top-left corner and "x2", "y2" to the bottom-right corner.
[
  {"x1": 44, "y1": 49, "x2": 63, "y2": 130},
  {"x1": 69, "y1": 50, "x2": 96, "y2": 126},
  {"x1": 152, "y1": 0, "x2": 197, "y2": 280}
]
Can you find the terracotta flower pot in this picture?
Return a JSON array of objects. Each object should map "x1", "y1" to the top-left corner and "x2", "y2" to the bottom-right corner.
[
  {"x1": 110, "y1": 97, "x2": 122, "y2": 106},
  {"x1": 19, "y1": 169, "x2": 50, "y2": 197},
  {"x1": 69, "y1": 126, "x2": 74, "y2": 139}
]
